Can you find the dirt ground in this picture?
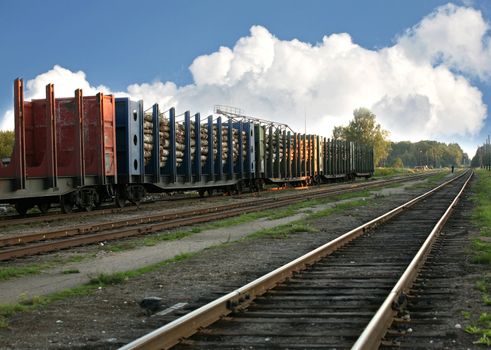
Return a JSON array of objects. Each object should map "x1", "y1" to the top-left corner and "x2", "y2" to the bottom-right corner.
[{"x1": 0, "y1": 173, "x2": 482, "y2": 349}]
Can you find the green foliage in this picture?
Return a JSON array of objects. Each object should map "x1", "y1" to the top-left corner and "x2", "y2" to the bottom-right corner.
[
  {"x1": 474, "y1": 334, "x2": 491, "y2": 345},
  {"x1": 0, "y1": 130, "x2": 14, "y2": 159},
  {"x1": 248, "y1": 222, "x2": 318, "y2": 239},
  {"x1": 387, "y1": 140, "x2": 467, "y2": 168},
  {"x1": 374, "y1": 167, "x2": 410, "y2": 177},
  {"x1": 332, "y1": 107, "x2": 390, "y2": 166},
  {"x1": 471, "y1": 144, "x2": 491, "y2": 168},
  {"x1": 0, "y1": 265, "x2": 46, "y2": 281},
  {"x1": 391, "y1": 157, "x2": 404, "y2": 168},
  {"x1": 472, "y1": 170, "x2": 491, "y2": 237}
]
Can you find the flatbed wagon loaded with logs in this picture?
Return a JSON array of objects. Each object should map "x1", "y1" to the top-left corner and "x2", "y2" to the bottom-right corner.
[{"x1": 0, "y1": 80, "x2": 374, "y2": 215}]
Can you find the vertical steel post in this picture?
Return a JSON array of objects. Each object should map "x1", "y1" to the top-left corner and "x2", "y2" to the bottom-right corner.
[
  {"x1": 238, "y1": 121, "x2": 243, "y2": 177},
  {"x1": 216, "y1": 117, "x2": 223, "y2": 180},
  {"x1": 184, "y1": 111, "x2": 192, "y2": 182},
  {"x1": 13, "y1": 79, "x2": 26, "y2": 190},
  {"x1": 45, "y1": 84, "x2": 58, "y2": 189},
  {"x1": 151, "y1": 104, "x2": 161, "y2": 182},
  {"x1": 75, "y1": 89, "x2": 86, "y2": 186},
  {"x1": 194, "y1": 113, "x2": 201, "y2": 181},
  {"x1": 227, "y1": 119, "x2": 233, "y2": 179},
  {"x1": 168, "y1": 107, "x2": 176, "y2": 183},
  {"x1": 207, "y1": 115, "x2": 214, "y2": 180}
]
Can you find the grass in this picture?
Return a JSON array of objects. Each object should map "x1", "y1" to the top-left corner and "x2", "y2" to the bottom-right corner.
[
  {"x1": 374, "y1": 167, "x2": 411, "y2": 177},
  {"x1": 248, "y1": 222, "x2": 318, "y2": 239},
  {"x1": 470, "y1": 170, "x2": 491, "y2": 266},
  {"x1": 0, "y1": 252, "x2": 195, "y2": 328},
  {"x1": 0, "y1": 265, "x2": 48, "y2": 281},
  {"x1": 463, "y1": 169, "x2": 491, "y2": 345},
  {"x1": 471, "y1": 239, "x2": 491, "y2": 264},
  {"x1": 472, "y1": 169, "x2": 491, "y2": 237},
  {"x1": 0, "y1": 253, "x2": 94, "y2": 282},
  {"x1": 308, "y1": 199, "x2": 367, "y2": 220}
]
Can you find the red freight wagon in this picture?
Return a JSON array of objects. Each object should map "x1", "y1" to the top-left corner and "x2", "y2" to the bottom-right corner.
[{"x1": 0, "y1": 79, "x2": 117, "y2": 214}]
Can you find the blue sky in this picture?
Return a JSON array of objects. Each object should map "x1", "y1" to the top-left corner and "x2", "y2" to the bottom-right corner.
[{"x1": 1, "y1": 0, "x2": 490, "y2": 156}]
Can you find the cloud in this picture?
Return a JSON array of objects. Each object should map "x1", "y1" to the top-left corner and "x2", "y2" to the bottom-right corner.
[
  {"x1": 0, "y1": 4, "x2": 488, "y2": 156},
  {"x1": 0, "y1": 65, "x2": 111, "y2": 129}
]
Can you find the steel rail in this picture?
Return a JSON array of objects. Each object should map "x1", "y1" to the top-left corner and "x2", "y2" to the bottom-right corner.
[
  {"x1": 0, "y1": 171, "x2": 438, "y2": 250},
  {"x1": 0, "y1": 172, "x2": 436, "y2": 260},
  {"x1": 0, "y1": 171, "x2": 438, "y2": 228},
  {"x1": 351, "y1": 170, "x2": 473, "y2": 350},
  {"x1": 0, "y1": 192, "x2": 337, "y2": 260},
  {"x1": 118, "y1": 170, "x2": 470, "y2": 350}
]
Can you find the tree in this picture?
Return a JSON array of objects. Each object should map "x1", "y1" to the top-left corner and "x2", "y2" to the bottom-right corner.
[
  {"x1": 386, "y1": 140, "x2": 467, "y2": 168},
  {"x1": 332, "y1": 108, "x2": 391, "y2": 166},
  {"x1": 392, "y1": 157, "x2": 404, "y2": 168},
  {"x1": 0, "y1": 131, "x2": 14, "y2": 160}
]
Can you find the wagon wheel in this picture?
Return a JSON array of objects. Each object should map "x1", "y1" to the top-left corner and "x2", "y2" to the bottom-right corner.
[
  {"x1": 37, "y1": 202, "x2": 50, "y2": 214},
  {"x1": 80, "y1": 202, "x2": 94, "y2": 212},
  {"x1": 234, "y1": 182, "x2": 243, "y2": 195},
  {"x1": 206, "y1": 188, "x2": 214, "y2": 197},
  {"x1": 115, "y1": 191, "x2": 127, "y2": 208},
  {"x1": 256, "y1": 179, "x2": 265, "y2": 191},
  {"x1": 198, "y1": 189, "x2": 206, "y2": 198},
  {"x1": 60, "y1": 195, "x2": 73, "y2": 214},
  {"x1": 93, "y1": 193, "x2": 102, "y2": 209},
  {"x1": 85, "y1": 191, "x2": 100, "y2": 211},
  {"x1": 15, "y1": 201, "x2": 32, "y2": 216}
]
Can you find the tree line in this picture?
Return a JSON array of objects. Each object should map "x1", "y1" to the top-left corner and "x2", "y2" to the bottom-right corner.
[
  {"x1": 386, "y1": 140, "x2": 468, "y2": 168},
  {"x1": 332, "y1": 108, "x2": 468, "y2": 168}
]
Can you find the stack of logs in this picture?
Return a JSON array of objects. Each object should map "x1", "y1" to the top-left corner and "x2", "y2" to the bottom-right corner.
[{"x1": 142, "y1": 113, "x2": 248, "y2": 169}]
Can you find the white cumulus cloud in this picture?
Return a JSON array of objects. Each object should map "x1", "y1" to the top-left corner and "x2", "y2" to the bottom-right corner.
[{"x1": 1, "y1": 4, "x2": 489, "y2": 156}]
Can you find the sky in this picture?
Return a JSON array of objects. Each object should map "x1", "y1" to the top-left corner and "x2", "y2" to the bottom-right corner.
[{"x1": 1, "y1": 0, "x2": 491, "y2": 157}]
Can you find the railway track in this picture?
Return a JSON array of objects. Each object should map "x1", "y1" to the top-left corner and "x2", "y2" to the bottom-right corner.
[
  {"x1": 0, "y1": 171, "x2": 443, "y2": 261},
  {"x1": 0, "y1": 172, "x2": 437, "y2": 228},
  {"x1": 118, "y1": 170, "x2": 472, "y2": 349}
]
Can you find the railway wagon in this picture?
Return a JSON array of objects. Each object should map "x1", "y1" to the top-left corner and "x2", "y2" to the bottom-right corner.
[
  {"x1": 115, "y1": 98, "x2": 257, "y2": 203},
  {"x1": 0, "y1": 79, "x2": 117, "y2": 214},
  {"x1": 0, "y1": 81, "x2": 374, "y2": 215}
]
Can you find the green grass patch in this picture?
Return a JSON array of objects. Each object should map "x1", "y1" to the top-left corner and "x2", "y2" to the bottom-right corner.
[
  {"x1": 374, "y1": 167, "x2": 411, "y2": 177},
  {"x1": 102, "y1": 241, "x2": 137, "y2": 253},
  {"x1": 472, "y1": 170, "x2": 491, "y2": 237},
  {"x1": 0, "y1": 253, "x2": 94, "y2": 282},
  {"x1": 470, "y1": 239, "x2": 491, "y2": 265},
  {"x1": 477, "y1": 278, "x2": 489, "y2": 293},
  {"x1": 0, "y1": 265, "x2": 48, "y2": 281},
  {"x1": 308, "y1": 199, "x2": 367, "y2": 220},
  {"x1": 0, "y1": 252, "x2": 196, "y2": 328},
  {"x1": 248, "y1": 222, "x2": 318, "y2": 239},
  {"x1": 474, "y1": 334, "x2": 491, "y2": 346},
  {"x1": 464, "y1": 170, "x2": 491, "y2": 345}
]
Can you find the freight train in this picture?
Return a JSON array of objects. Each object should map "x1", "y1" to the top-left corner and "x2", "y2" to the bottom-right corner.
[{"x1": 0, "y1": 79, "x2": 374, "y2": 215}]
